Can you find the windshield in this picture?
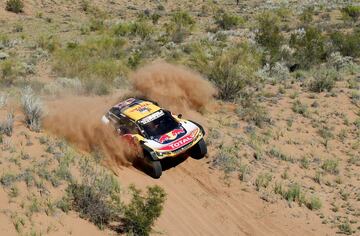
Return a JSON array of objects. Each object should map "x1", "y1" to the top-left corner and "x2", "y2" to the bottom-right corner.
[{"x1": 139, "y1": 111, "x2": 179, "y2": 138}]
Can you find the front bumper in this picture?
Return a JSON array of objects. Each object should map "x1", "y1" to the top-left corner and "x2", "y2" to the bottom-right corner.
[{"x1": 154, "y1": 133, "x2": 203, "y2": 159}]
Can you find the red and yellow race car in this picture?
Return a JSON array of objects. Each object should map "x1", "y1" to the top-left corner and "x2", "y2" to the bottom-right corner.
[{"x1": 101, "y1": 98, "x2": 207, "y2": 178}]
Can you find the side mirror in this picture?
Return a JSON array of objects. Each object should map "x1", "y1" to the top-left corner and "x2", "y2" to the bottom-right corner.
[{"x1": 177, "y1": 114, "x2": 183, "y2": 119}]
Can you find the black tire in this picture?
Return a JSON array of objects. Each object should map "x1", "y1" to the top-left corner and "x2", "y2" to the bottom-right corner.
[
  {"x1": 189, "y1": 138, "x2": 207, "y2": 159},
  {"x1": 144, "y1": 157, "x2": 162, "y2": 178}
]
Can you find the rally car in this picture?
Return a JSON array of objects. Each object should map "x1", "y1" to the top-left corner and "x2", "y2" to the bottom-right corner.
[{"x1": 101, "y1": 98, "x2": 207, "y2": 178}]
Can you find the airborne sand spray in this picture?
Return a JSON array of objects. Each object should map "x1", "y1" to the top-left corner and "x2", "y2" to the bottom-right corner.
[
  {"x1": 44, "y1": 96, "x2": 140, "y2": 170},
  {"x1": 44, "y1": 62, "x2": 216, "y2": 169},
  {"x1": 130, "y1": 61, "x2": 217, "y2": 121}
]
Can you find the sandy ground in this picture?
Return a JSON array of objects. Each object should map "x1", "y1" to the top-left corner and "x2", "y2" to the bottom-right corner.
[{"x1": 116, "y1": 158, "x2": 333, "y2": 236}]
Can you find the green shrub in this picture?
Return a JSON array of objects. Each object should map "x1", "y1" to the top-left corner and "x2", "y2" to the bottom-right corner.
[
  {"x1": 321, "y1": 159, "x2": 339, "y2": 175},
  {"x1": 300, "y1": 7, "x2": 314, "y2": 25},
  {"x1": 166, "y1": 11, "x2": 195, "y2": 43},
  {"x1": 5, "y1": 0, "x2": 24, "y2": 13},
  {"x1": 215, "y1": 11, "x2": 244, "y2": 30},
  {"x1": 113, "y1": 20, "x2": 154, "y2": 39},
  {"x1": 89, "y1": 18, "x2": 104, "y2": 32},
  {"x1": 191, "y1": 43, "x2": 261, "y2": 101},
  {"x1": 236, "y1": 102, "x2": 271, "y2": 128},
  {"x1": 123, "y1": 185, "x2": 166, "y2": 236},
  {"x1": 318, "y1": 125, "x2": 334, "y2": 147},
  {"x1": 307, "y1": 195, "x2": 322, "y2": 210},
  {"x1": 290, "y1": 27, "x2": 326, "y2": 69},
  {"x1": 338, "y1": 220, "x2": 353, "y2": 235},
  {"x1": 0, "y1": 60, "x2": 21, "y2": 85},
  {"x1": 275, "y1": 183, "x2": 306, "y2": 205},
  {"x1": 268, "y1": 148, "x2": 292, "y2": 162},
  {"x1": 292, "y1": 100, "x2": 308, "y2": 116},
  {"x1": 21, "y1": 87, "x2": 43, "y2": 132},
  {"x1": 284, "y1": 183, "x2": 304, "y2": 203},
  {"x1": 300, "y1": 156, "x2": 310, "y2": 169},
  {"x1": 0, "y1": 112, "x2": 14, "y2": 136},
  {"x1": 130, "y1": 20, "x2": 154, "y2": 39},
  {"x1": 331, "y1": 30, "x2": 360, "y2": 58},
  {"x1": 212, "y1": 146, "x2": 240, "y2": 174},
  {"x1": 53, "y1": 36, "x2": 127, "y2": 93},
  {"x1": 255, "y1": 12, "x2": 283, "y2": 64},
  {"x1": 342, "y1": 5, "x2": 360, "y2": 22},
  {"x1": 0, "y1": 173, "x2": 16, "y2": 187},
  {"x1": 113, "y1": 23, "x2": 132, "y2": 37},
  {"x1": 309, "y1": 68, "x2": 337, "y2": 92},
  {"x1": 67, "y1": 183, "x2": 114, "y2": 228},
  {"x1": 255, "y1": 172, "x2": 272, "y2": 190},
  {"x1": 36, "y1": 35, "x2": 60, "y2": 52}
]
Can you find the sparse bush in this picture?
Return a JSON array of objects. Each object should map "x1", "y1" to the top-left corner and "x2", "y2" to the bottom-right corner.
[
  {"x1": 0, "y1": 112, "x2": 14, "y2": 136},
  {"x1": 351, "y1": 90, "x2": 360, "y2": 105},
  {"x1": 21, "y1": 87, "x2": 43, "y2": 132},
  {"x1": 122, "y1": 185, "x2": 166, "y2": 236},
  {"x1": 66, "y1": 183, "x2": 115, "y2": 228},
  {"x1": 112, "y1": 19, "x2": 155, "y2": 40},
  {"x1": 214, "y1": 11, "x2": 244, "y2": 30},
  {"x1": 88, "y1": 18, "x2": 105, "y2": 32},
  {"x1": 322, "y1": 159, "x2": 339, "y2": 175},
  {"x1": 330, "y1": 30, "x2": 360, "y2": 58},
  {"x1": 0, "y1": 173, "x2": 16, "y2": 187},
  {"x1": 212, "y1": 146, "x2": 240, "y2": 174},
  {"x1": 255, "y1": 12, "x2": 283, "y2": 64},
  {"x1": 194, "y1": 44, "x2": 261, "y2": 101},
  {"x1": 307, "y1": 195, "x2": 322, "y2": 210},
  {"x1": 327, "y1": 52, "x2": 353, "y2": 71},
  {"x1": 36, "y1": 35, "x2": 60, "y2": 52},
  {"x1": 0, "y1": 60, "x2": 21, "y2": 85},
  {"x1": 5, "y1": 0, "x2": 24, "y2": 13},
  {"x1": 342, "y1": 5, "x2": 360, "y2": 22},
  {"x1": 238, "y1": 164, "x2": 249, "y2": 181},
  {"x1": 268, "y1": 148, "x2": 292, "y2": 162},
  {"x1": 43, "y1": 77, "x2": 84, "y2": 96},
  {"x1": 275, "y1": 183, "x2": 306, "y2": 206},
  {"x1": 236, "y1": 101, "x2": 271, "y2": 128},
  {"x1": 255, "y1": 172, "x2": 272, "y2": 191},
  {"x1": 309, "y1": 68, "x2": 337, "y2": 92},
  {"x1": 284, "y1": 183, "x2": 305, "y2": 204},
  {"x1": 290, "y1": 27, "x2": 326, "y2": 69},
  {"x1": 338, "y1": 220, "x2": 353, "y2": 235},
  {"x1": 292, "y1": 100, "x2": 308, "y2": 116},
  {"x1": 300, "y1": 7, "x2": 314, "y2": 25},
  {"x1": 53, "y1": 36, "x2": 127, "y2": 94},
  {"x1": 166, "y1": 11, "x2": 195, "y2": 43},
  {"x1": 318, "y1": 125, "x2": 333, "y2": 147},
  {"x1": 0, "y1": 93, "x2": 7, "y2": 108},
  {"x1": 8, "y1": 186, "x2": 19, "y2": 198},
  {"x1": 300, "y1": 156, "x2": 310, "y2": 169}
]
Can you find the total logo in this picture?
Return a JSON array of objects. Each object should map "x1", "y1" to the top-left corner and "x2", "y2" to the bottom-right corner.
[
  {"x1": 158, "y1": 128, "x2": 185, "y2": 144},
  {"x1": 159, "y1": 135, "x2": 193, "y2": 151},
  {"x1": 168, "y1": 136, "x2": 192, "y2": 149}
]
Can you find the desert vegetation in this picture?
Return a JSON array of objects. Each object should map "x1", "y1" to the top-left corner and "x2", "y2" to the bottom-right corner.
[{"x1": 0, "y1": 0, "x2": 360, "y2": 235}]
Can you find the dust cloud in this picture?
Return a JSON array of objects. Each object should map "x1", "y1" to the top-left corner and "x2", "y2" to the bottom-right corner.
[
  {"x1": 44, "y1": 96, "x2": 140, "y2": 169},
  {"x1": 130, "y1": 61, "x2": 217, "y2": 120}
]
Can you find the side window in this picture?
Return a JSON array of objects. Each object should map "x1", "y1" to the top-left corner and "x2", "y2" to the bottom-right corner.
[
  {"x1": 127, "y1": 121, "x2": 140, "y2": 134},
  {"x1": 119, "y1": 119, "x2": 139, "y2": 135},
  {"x1": 109, "y1": 107, "x2": 121, "y2": 118}
]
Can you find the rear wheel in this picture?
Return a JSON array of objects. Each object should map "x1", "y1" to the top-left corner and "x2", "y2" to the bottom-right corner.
[
  {"x1": 143, "y1": 154, "x2": 162, "y2": 178},
  {"x1": 189, "y1": 138, "x2": 207, "y2": 159}
]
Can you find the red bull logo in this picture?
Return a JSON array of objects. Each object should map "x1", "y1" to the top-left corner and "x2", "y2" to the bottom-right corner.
[{"x1": 158, "y1": 128, "x2": 185, "y2": 144}]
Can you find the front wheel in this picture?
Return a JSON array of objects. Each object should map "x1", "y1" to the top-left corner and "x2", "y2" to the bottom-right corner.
[
  {"x1": 189, "y1": 139, "x2": 207, "y2": 159},
  {"x1": 144, "y1": 156, "x2": 162, "y2": 178}
]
